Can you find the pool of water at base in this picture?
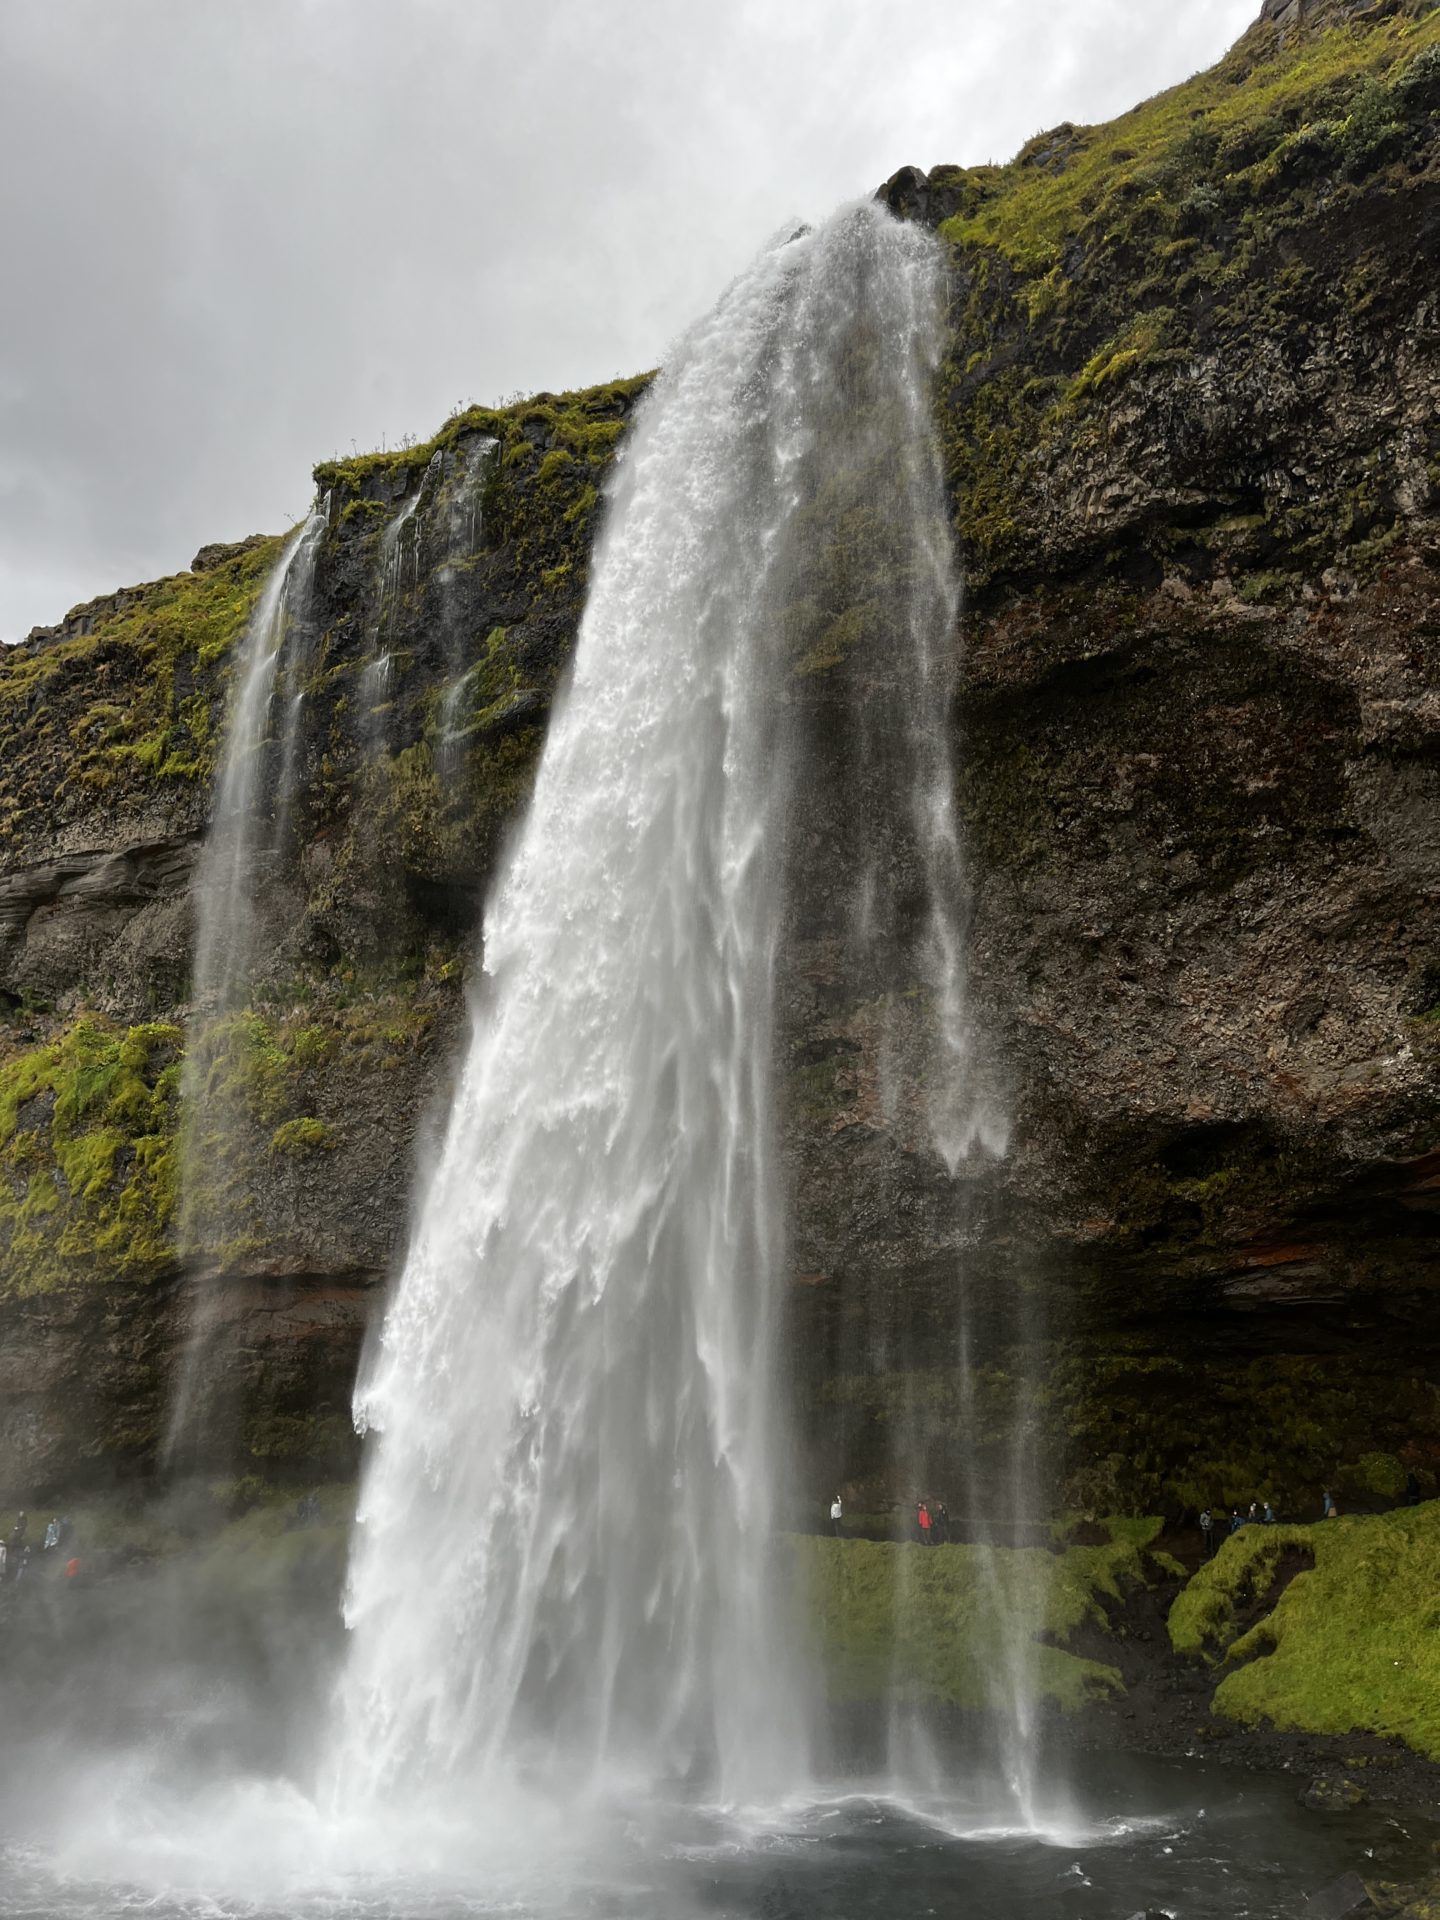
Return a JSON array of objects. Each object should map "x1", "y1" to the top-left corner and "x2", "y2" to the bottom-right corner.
[{"x1": 1, "y1": 1755, "x2": 1430, "y2": 1920}]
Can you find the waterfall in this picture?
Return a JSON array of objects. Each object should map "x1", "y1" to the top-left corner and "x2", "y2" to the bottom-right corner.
[
  {"x1": 331, "y1": 202, "x2": 979, "y2": 1811},
  {"x1": 166, "y1": 507, "x2": 326, "y2": 1462},
  {"x1": 186, "y1": 507, "x2": 326, "y2": 1034}
]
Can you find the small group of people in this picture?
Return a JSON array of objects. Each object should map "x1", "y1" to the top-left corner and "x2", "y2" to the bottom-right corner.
[
  {"x1": 825, "y1": 1494, "x2": 952, "y2": 1544},
  {"x1": 1, "y1": 1509, "x2": 76, "y2": 1587},
  {"x1": 1198, "y1": 1499, "x2": 1278, "y2": 1554},
  {"x1": 914, "y1": 1497, "x2": 949, "y2": 1545},
  {"x1": 1200, "y1": 1473, "x2": 1429, "y2": 1555}
]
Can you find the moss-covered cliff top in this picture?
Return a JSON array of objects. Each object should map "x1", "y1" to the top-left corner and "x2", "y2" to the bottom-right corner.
[
  {"x1": 0, "y1": 539, "x2": 286, "y2": 841},
  {"x1": 885, "y1": 0, "x2": 1440, "y2": 592},
  {"x1": 0, "y1": 371, "x2": 654, "y2": 852},
  {"x1": 937, "y1": 0, "x2": 1439, "y2": 272},
  {"x1": 311, "y1": 371, "x2": 652, "y2": 501}
]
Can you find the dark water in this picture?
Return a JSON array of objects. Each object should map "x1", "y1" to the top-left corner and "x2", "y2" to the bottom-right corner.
[{"x1": 1, "y1": 1756, "x2": 1428, "y2": 1920}]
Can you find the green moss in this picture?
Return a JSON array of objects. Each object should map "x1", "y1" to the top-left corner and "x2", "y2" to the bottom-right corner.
[
  {"x1": 1168, "y1": 1522, "x2": 1313, "y2": 1656},
  {"x1": 269, "y1": 1116, "x2": 337, "y2": 1154},
  {"x1": 535, "y1": 448, "x2": 574, "y2": 486},
  {"x1": 1065, "y1": 309, "x2": 1176, "y2": 406},
  {"x1": 312, "y1": 375, "x2": 650, "y2": 502},
  {"x1": 932, "y1": 5, "x2": 1440, "y2": 592},
  {"x1": 1052, "y1": 1340, "x2": 1424, "y2": 1519},
  {"x1": 182, "y1": 977, "x2": 433, "y2": 1260},
  {"x1": 1201, "y1": 1506, "x2": 1440, "y2": 1759},
  {"x1": 0, "y1": 1018, "x2": 182, "y2": 1297},
  {"x1": 808, "y1": 1332, "x2": 1435, "y2": 1526},
  {"x1": 791, "y1": 1519, "x2": 1160, "y2": 1713},
  {"x1": 0, "y1": 538, "x2": 285, "y2": 842},
  {"x1": 940, "y1": 11, "x2": 1440, "y2": 274}
]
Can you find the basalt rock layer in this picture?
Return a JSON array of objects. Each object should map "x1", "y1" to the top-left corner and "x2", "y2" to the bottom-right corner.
[{"x1": 1, "y1": 1, "x2": 1438, "y2": 1512}]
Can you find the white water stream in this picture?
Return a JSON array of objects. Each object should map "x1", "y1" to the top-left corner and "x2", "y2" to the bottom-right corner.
[
  {"x1": 166, "y1": 506, "x2": 326, "y2": 1460},
  {"x1": 186, "y1": 507, "x2": 326, "y2": 1036},
  {"x1": 118, "y1": 199, "x2": 1052, "y2": 1901},
  {"x1": 329, "y1": 198, "x2": 1032, "y2": 1825},
  {"x1": 330, "y1": 212, "x2": 837, "y2": 1812}
]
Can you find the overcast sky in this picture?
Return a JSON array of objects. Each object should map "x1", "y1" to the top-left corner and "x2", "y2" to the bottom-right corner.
[{"x1": 0, "y1": 0, "x2": 1257, "y2": 640}]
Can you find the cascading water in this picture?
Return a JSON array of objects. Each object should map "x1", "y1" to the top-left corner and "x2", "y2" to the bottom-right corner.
[
  {"x1": 436, "y1": 436, "x2": 498, "y2": 777},
  {"x1": 166, "y1": 505, "x2": 326, "y2": 1462},
  {"x1": 186, "y1": 507, "x2": 326, "y2": 1034},
  {"x1": 791, "y1": 240, "x2": 1050, "y2": 1827},
  {"x1": 329, "y1": 200, "x2": 1012, "y2": 1817},
  {"x1": 751, "y1": 199, "x2": 1041, "y2": 1825},
  {"x1": 362, "y1": 455, "x2": 438, "y2": 750}
]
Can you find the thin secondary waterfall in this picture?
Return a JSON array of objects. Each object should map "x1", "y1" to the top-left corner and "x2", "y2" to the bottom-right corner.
[
  {"x1": 331, "y1": 201, "x2": 979, "y2": 1811},
  {"x1": 187, "y1": 507, "x2": 326, "y2": 1034},
  {"x1": 166, "y1": 506, "x2": 326, "y2": 1461}
]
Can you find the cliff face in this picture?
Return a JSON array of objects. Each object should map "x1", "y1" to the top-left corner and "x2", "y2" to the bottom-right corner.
[{"x1": 1, "y1": 1, "x2": 1437, "y2": 1513}]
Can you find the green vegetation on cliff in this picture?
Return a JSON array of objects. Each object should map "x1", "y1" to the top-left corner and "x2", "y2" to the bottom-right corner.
[
  {"x1": 180, "y1": 956, "x2": 450, "y2": 1268},
  {"x1": 929, "y1": 2, "x2": 1440, "y2": 589},
  {"x1": 0, "y1": 538, "x2": 283, "y2": 841},
  {"x1": 1169, "y1": 1505, "x2": 1440, "y2": 1759},
  {"x1": 794, "y1": 1518, "x2": 1163, "y2": 1713},
  {"x1": 313, "y1": 373, "x2": 651, "y2": 616},
  {"x1": 941, "y1": 7, "x2": 1440, "y2": 274},
  {"x1": 806, "y1": 1349, "x2": 1435, "y2": 1526},
  {"x1": 0, "y1": 1018, "x2": 181, "y2": 1295}
]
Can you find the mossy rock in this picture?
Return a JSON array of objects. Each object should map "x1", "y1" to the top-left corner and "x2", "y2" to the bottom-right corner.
[
  {"x1": 0, "y1": 1017, "x2": 182, "y2": 1296},
  {"x1": 1169, "y1": 1505, "x2": 1440, "y2": 1759}
]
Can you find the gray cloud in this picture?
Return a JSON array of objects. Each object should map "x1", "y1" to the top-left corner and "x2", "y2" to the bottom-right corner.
[{"x1": 0, "y1": 0, "x2": 1256, "y2": 638}]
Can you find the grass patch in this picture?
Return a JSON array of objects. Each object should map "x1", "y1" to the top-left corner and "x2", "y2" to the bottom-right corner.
[
  {"x1": 792, "y1": 1518, "x2": 1162, "y2": 1713},
  {"x1": 1167, "y1": 1522, "x2": 1313, "y2": 1657},
  {"x1": 1208, "y1": 1505, "x2": 1440, "y2": 1758}
]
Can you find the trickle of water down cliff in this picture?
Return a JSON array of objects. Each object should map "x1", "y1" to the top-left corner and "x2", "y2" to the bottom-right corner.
[{"x1": 167, "y1": 506, "x2": 326, "y2": 1462}]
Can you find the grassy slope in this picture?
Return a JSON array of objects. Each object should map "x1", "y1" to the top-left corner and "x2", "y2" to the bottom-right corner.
[
  {"x1": 941, "y1": 5, "x2": 1440, "y2": 274},
  {"x1": 793, "y1": 1518, "x2": 1163, "y2": 1713},
  {"x1": 1169, "y1": 1504, "x2": 1440, "y2": 1757}
]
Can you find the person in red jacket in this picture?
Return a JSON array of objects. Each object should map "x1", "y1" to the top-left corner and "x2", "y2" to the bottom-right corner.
[{"x1": 917, "y1": 1500, "x2": 933, "y2": 1545}]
